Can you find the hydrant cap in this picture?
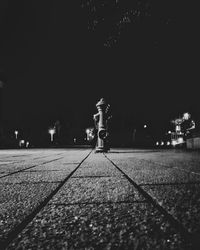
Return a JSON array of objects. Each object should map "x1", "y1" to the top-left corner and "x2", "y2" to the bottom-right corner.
[{"x1": 96, "y1": 98, "x2": 106, "y2": 107}]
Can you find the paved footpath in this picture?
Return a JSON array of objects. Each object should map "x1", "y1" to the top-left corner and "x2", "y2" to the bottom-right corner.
[{"x1": 0, "y1": 148, "x2": 200, "y2": 249}]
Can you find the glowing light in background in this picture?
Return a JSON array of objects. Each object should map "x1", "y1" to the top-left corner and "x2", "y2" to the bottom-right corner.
[
  {"x1": 14, "y1": 130, "x2": 18, "y2": 139},
  {"x1": 48, "y1": 128, "x2": 56, "y2": 142}
]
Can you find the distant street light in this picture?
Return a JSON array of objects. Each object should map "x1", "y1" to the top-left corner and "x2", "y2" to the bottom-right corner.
[
  {"x1": 14, "y1": 130, "x2": 18, "y2": 139},
  {"x1": 19, "y1": 139, "x2": 25, "y2": 147},
  {"x1": 168, "y1": 131, "x2": 172, "y2": 134},
  {"x1": 144, "y1": 125, "x2": 147, "y2": 128},
  {"x1": 48, "y1": 128, "x2": 55, "y2": 142}
]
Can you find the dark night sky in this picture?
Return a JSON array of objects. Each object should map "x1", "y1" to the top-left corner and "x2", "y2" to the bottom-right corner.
[{"x1": 0, "y1": 1, "x2": 199, "y2": 133}]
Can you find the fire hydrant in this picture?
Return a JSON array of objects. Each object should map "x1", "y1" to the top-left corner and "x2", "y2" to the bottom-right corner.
[{"x1": 93, "y1": 98, "x2": 111, "y2": 152}]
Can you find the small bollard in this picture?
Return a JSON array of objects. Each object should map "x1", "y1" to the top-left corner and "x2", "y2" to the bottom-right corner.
[{"x1": 93, "y1": 98, "x2": 111, "y2": 152}]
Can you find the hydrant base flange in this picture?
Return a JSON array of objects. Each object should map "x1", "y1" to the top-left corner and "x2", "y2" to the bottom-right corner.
[
  {"x1": 95, "y1": 145, "x2": 109, "y2": 153},
  {"x1": 95, "y1": 148, "x2": 108, "y2": 153}
]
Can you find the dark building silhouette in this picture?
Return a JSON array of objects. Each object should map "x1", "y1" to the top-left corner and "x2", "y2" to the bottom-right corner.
[
  {"x1": 0, "y1": 81, "x2": 3, "y2": 118},
  {"x1": 0, "y1": 80, "x2": 4, "y2": 146},
  {"x1": 0, "y1": 70, "x2": 7, "y2": 147}
]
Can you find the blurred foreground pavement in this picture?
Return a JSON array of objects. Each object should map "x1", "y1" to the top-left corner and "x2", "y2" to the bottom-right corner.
[{"x1": 0, "y1": 148, "x2": 200, "y2": 249}]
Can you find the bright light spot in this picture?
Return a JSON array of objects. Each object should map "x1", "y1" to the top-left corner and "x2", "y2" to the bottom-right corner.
[
  {"x1": 161, "y1": 141, "x2": 164, "y2": 146},
  {"x1": 167, "y1": 141, "x2": 171, "y2": 145},
  {"x1": 19, "y1": 140, "x2": 25, "y2": 147},
  {"x1": 144, "y1": 125, "x2": 147, "y2": 128},
  {"x1": 183, "y1": 112, "x2": 191, "y2": 120},
  {"x1": 175, "y1": 125, "x2": 181, "y2": 132},
  {"x1": 156, "y1": 142, "x2": 159, "y2": 146},
  {"x1": 168, "y1": 131, "x2": 171, "y2": 134},
  {"x1": 177, "y1": 137, "x2": 184, "y2": 144},
  {"x1": 171, "y1": 140, "x2": 176, "y2": 146},
  {"x1": 48, "y1": 129, "x2": 55, "y2": 135}
]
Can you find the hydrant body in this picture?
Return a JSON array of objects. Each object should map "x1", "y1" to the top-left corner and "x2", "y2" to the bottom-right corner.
[{"x1": 93, "y1": 98, "x2": 110, "y2": 152}]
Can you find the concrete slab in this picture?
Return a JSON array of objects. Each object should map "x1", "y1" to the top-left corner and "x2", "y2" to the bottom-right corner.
[
  {"x1": 0, "y1": 149, "x2": 90, "y2": 175},
  {"x1": 0, "y1": 183, "x2": 59, "y2": 239},
  {"x1": 74, "y1": 153, "x2": 121, "y2": 177},
  {"x1": 0, "y1": 170, "x2": 74, "y2": 183},
  {"x1": 106, "y1": 158, "x2": 200, "y2": 184},
  {"x1": 49, "y1": 176, "x2": 144, "y2": 204},
  {"x1": 141, "y1": 183, "x2": 200, "y2": 234},
  {"x1": 107, "y1": 149, "x2": 200, "y2": 173},
  {"x1": 105, "y1": 149, "x2": 200, "y2": 237},
  {"x1": 7, "y1": 203, "x2": 189, "y2": 250},
  {"x1": 1, "y1": 148, "x2": 199, "y2": 249}
]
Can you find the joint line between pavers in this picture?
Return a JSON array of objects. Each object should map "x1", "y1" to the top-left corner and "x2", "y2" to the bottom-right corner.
[
  {"x1": 103, "y1": 153, "x2": 194, "y2": 247},
  {"x1": 0, "y1": 149, "x2": 93, "y2": 250}
]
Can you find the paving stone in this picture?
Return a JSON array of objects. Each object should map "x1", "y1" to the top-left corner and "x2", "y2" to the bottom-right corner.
[
  {"x1": 0, "y1": 183, "x2": 59, "y2": 240},
  {"x1": 6, "y1": 203, "x2": 190, "y2": 250}
]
